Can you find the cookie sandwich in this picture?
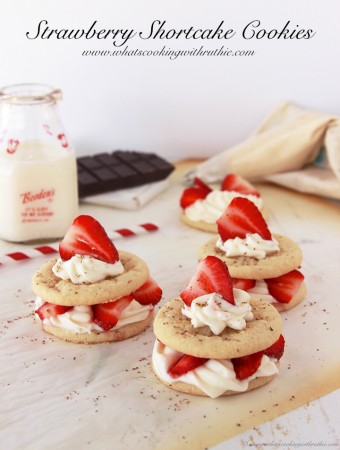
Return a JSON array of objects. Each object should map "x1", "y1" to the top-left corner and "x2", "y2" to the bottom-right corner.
[
  {"x1": 152, "y1": 256, "x2": 285, "y2": 398},
  {"x1": 180, "y1": 174, "x2": 265, "y2": 233},
  {"x1": 33, "y1": 215, "x2": 162, "y2": 343},
  {"x1": 199, "y1": 197, "x2": 306, "y2": 311}
]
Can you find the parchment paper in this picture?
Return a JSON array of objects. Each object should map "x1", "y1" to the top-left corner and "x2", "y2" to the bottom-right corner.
[{"x1": 1, "y1": 164, "x2": 339, "y2": 450}]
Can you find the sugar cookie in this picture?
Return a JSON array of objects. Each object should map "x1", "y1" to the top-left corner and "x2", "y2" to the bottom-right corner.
[
  {"x1": 199, "y1": 197, "x2": 306, "y2": 311},
  {"x1": 152, "y1": 256, "x2": 284, "y2": 398},
  {"x1": 180, "y1": 174, "x2": 266, "y2": 233},
  {"x1": 33, "y1": 215, "x2": 162, "y2": 343}
]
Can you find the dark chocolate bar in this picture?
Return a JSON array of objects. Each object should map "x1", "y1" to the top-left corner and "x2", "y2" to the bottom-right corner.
[{"x1": 77, "y1": 150, "x2": 174, "y2": 197}]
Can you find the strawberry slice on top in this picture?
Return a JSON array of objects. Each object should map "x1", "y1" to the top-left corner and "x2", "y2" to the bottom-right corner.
[
  {"x1": 180, "y1": 177, "x2": 212, "y2": 209},
  {"x1": 59, "y1": 215, "x2": 119, "y2": 263},
  {"x1": 266, "y1": 270, "x2": 304, "y2": 304},
  {"x1": 192, "y1": 177, "x2": 212, "y2": 192},
  {"x1": 221, "y1": 174, "x2": 260, "y2": 197},
  {"x1": 133, "y1": 277, "x2": 162, "y2": 305},
  {"x1": 217, "y1": 197, "x2": 271, "y2": 242},
  {"x1": 92, "y1": 295, "x2": 133, "y2": 331},
  {"x1": 180, "y1": 255, "x2": 234, "y2": 306}
]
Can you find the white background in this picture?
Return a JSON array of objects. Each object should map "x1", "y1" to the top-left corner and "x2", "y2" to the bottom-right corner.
[{"x1": 1, "y1": 0, "x2": 340, "y2": 161}]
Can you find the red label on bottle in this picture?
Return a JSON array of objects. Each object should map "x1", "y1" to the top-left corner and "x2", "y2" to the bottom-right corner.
[{"x1": 20, "y1": 188, "x2": 55, "y2": 204}]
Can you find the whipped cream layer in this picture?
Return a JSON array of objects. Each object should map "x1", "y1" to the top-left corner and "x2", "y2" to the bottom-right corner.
[
  {"x1": 35, "y1": 297, "x2": 152, "y2": 334},
  {"x1": 247, "y1": 280, "x2": 276, "y2": 303},
  {"x1": 182, "y1": 289, "x2": 253, "y2": 334},
  {"x1": 152, "y1": 340, "x2": 278, "y2": 398},
  {"x1": 52, "y1": 255, "x2": 124, "y2": 284},
  {"x1": 216, "y1": 233, "x2": 279, "y2": 260},
  {"x1": 185, "y1": 190, "x2": 263, "y2": 224}
]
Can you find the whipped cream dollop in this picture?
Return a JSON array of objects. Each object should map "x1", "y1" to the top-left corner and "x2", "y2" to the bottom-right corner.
[
  {"x1": 182, "y1": 289, "x2": 253, "y2": 334},
  {"x1": 52, "y1": 255, "x2": 125, "y2": 284},
  {"x1": 184, "y1": 190, "x2": 263, "y2": 223},
  {"x1": 216, "y1": 233, "x2": 279, "y2": 260},
  {"x1": 247, "y1": 280, "x2": 276, "y2": 303},
  {"x1": 152, "y1": 340, "x2": 279, "y2": 398},
  {"x1": 35, "y1": 297, "x2": 152, "y2": 334}
]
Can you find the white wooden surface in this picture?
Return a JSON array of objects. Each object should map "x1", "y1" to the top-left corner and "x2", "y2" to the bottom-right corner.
[{"x1": 212, "y1": 390, "x2": 340, "y2": 449}]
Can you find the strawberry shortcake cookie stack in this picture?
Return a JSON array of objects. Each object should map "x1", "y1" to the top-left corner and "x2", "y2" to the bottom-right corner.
[
  {"x1": 180, "y1": 174, "x2": 265, "y2": 233},
  {"x1": 32, "y1": 215, "x2": 162, "y2": 343},
  {"x1": 199, "y1": 197, "x2": 306, "y2": 311},
  {"x1": 152, "y1": 256, "x2": 285, "y2": 398}
]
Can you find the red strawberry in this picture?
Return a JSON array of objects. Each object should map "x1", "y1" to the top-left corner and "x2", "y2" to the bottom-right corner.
[
  {"x1": 193, "y1": 177, "x2": 212, "y2": 192},
  {"x1": 232, "y1": 278, "x2": 256, "y2": 291},
  {"x1": 180, "y1": 256, "x2": 234, "y2": 306},
  {"x1": 264, "y1": 334, "x2": 285, "y2": 360},
  {"x1": 92, "y1": 295, "x2": 133, "y2": 331},
  {"x1": 168, "y1": 354, "x2": 208, "y2": 378},
  {"x1": 231, "y1": 351, "x2": 264, "y2": 380},
  {"x1": 221, "y1": 174, "x2": 260, "y2": 197},
  {"x1": 36, "y1": 302, "x2": 72, "y2": 321},
  {"x1": 180, "y1": 177, "x2": 212, "y2": 209},
  {"x1": 266, "y1": 270, "x2": 304, "y2": 304},
  {"x1": 217, "y1": 197, "x2": 271, "y2": 242},
  {"x1": 133, "y1": 277, "x2": 162, "y2": 305},
  {"x1": 59, "y1": 215, "x2": 119, "y2": 263}
]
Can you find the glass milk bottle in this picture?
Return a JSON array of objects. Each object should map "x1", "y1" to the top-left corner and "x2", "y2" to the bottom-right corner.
[{"x1": 0, "y1": 83, "x2": 78, "y2": 242}]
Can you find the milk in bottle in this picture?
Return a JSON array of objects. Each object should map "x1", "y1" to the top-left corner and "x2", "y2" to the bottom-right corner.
[{"x1": 0, "y1": 84, "x2": 78, "y2": 242}]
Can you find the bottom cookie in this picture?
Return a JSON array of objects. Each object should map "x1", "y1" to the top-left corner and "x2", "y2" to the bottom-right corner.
[
  {"x1": 181, "y1": 212, "x2": 217, "y2": 233},
  {"x1": 42, "y1": 311, "x2": 153, "y2": 344},
  {"x1": 151, "y1": 338, "x2": 282, "y2": 398},
  {"x1": 153, "y1": 362, "x2": 277, "y2": 397}
]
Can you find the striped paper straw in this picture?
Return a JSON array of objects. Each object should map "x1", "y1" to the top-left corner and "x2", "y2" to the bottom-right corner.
[{"x1": 0, "y1": 222, "x2": 158, "y2": 266}]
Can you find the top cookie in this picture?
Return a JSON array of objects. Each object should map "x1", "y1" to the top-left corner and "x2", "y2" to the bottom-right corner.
[
  {"x1": 199, "y1": 233, "x2": 302, "y2": 279},
  {"x1": 153, "y1": 297, "x2": 282, "y2": 359},
  {"x1": 32, "y1": 250, "x2": 149, "y2": 306}
]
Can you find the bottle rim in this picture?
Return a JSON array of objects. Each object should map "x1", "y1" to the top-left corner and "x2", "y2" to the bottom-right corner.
[{"x1": 0, "y1": 83, "x2": 62, "y2": 105}]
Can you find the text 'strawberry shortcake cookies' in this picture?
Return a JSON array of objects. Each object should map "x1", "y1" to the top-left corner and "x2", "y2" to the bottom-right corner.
[
  {"x1": 199, "y1": 197, "x2": 306, "y2": 311},
  {"x1": 152, "y1": 256, "x2": 285, "y2": 398},
  {"x1": 180, "y1": 174, "x2": 265, "y2": 233},
  {"x1": 32, "y1": 215, "x2": 162, "y2": 343}
]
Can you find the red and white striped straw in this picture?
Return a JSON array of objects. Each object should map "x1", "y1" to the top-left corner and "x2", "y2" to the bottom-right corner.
[{"x1": 0, "y1": 222, "x2": 158, "y2": 266}]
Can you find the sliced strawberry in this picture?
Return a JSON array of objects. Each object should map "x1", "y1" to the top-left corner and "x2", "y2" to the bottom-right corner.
[
  {"x1": 231, "y1": 350, "x2": 264, "y2": 380},
  {"x1": 92, "y1": 295, "x2": 133, "y2": 331},
  {"x1": 266, "y1": 270, "x2": 304, "y2": 304},
  {"x1": 232, "y1": 278, "x2": 256, "y2": 291},
  {"x1": 168, "y1": 354, "x2": 208, "y2": 378},
  {"x1": 193, "y1": 177, "x2": 212, "y2": 193},
  {"x1": 264, "y1": 334, "x2": 285, "y2": 360},
  {"x1": 221, "y1": 174, "x2": 260, "y2": 197},
  {"x1": 180, "y1": 255, "x2": 234, "y2": 306},
  {"x1": 180, "y1": 187, "x2": 207, "y2": 209},
  {"x1": 59, "y1": 215, "x2": 119, "y2": 263},
  {"x1": 180, "y1": 177, "x2": 212, "y2": 209},
  {"x1": 36, "y1": 302, "x2": 72, "y2": 321},
  {"x1": 217, "y1": 197, "x2": 271, "y2": 242},
  {"x1": 133, "y1": 277, "x2": 162, "y2": 305}
]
